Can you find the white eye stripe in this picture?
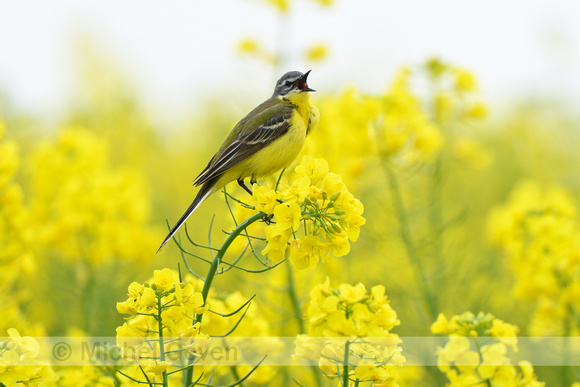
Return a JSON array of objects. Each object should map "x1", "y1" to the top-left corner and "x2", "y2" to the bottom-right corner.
[{"x1": 278, "y1": 77, "x2": 300, "y2": 87}]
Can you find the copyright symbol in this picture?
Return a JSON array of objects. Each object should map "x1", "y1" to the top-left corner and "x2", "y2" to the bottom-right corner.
[{"x1": 52, "y1": 342, "x2": 72, "y2": 361}]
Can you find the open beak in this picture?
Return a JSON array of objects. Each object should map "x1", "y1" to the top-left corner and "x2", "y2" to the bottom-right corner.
[{"x1": 297, "y1": 70, "x2": 316, "y2": 92}]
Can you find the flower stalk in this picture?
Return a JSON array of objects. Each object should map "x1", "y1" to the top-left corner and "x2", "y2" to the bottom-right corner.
[
  {"x1": 183, "y1": 211, "x2": 265, "y2": 386},
  {"x1": 381, "y1": 158, "x2": 438, "y2": 322}
]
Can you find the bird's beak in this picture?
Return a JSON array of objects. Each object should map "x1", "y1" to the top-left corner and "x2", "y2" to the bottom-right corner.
[{"x1": 298, "y1": 70, "x2": 316, "y2": 92}]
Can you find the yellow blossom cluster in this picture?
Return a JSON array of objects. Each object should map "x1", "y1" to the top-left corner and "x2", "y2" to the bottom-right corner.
[
  {"x1": 305, "y1": 43, "x2": 329, "y2": 62},
  {"x1": 295, "y1": 278, "x2": 405, "y2": 386},
  {"x1": 0, "y1": 123, "x2": 38, "y2": 334},
  {"x1": 0, "y1": 328, "x2": 58, "y2": 386},
  {"x1": 236, "y1": 38, "x2": 278, "y2": 65},
  {"x1": 375, "y1": 67, "x2": 445, "y2": 164},
  {"x1": 301, "y1": 87, "x2": 378, "y2": 187},
  {"x1": 116, "y1": 268, "x2": 210, "y2": 383},
  {"x1": 29, "y1": 127, "x2": 158, "y2": 265},
  {"x1": 237, "y1": 39, "x2": 330, "y2": 66},
  {"x1": 0, "y1": 123, "x2": 28, "y2": 275},
  {"x1": 303, "y1": 59, "x2": 489, "y2": 186},
  {"x1": 487, "y1": 181, "x2": 580, "y2": 335},
  {"x1": 424, "y1": 58, "x2": 488, "y2": 123},
  {"x1": 236, "y1": 0, "x2": 332, "y2": 67},
  {"x1": 254, "y1": 156, "x2": 365, "y2": 269},
  {"x1": 431, "y1": 312, "x2": 544, "y2": 386}
]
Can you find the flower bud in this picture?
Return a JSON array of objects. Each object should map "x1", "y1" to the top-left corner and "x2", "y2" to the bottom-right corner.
[{"x1": 330, "y1": 191, "x2": 341, "y2": 202}]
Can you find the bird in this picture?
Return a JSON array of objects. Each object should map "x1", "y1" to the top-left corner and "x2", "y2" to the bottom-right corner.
[{"x1": 158, "y1": 70, "x2": 319, "y2": 252}]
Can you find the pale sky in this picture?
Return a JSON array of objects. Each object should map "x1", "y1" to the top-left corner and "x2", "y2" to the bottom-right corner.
[{"x1": 1, "y1": 1, "x2": 579, "y2": 121}]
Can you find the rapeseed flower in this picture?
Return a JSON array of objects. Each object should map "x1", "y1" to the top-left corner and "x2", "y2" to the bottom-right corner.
[
  {"x1": 0, "y1": 329, "x2": 58, "y2": 386},
  {"x1": 116, "y1": 269, "x2": 209, "y2": 382},
  {"x1": 488, "y1": 181, "x2": 580, "y2": 335},
  {"x1": 305, "y1": 43, "x2": 329, "y2": 62},
  {"x1": 259, "y1": 156, "x2": 365, "y2": 269},
  {"x1": 295, "y1": 279, "x2": 404, "y2": 385},
  {"x1": 30, "y1": 127, "x2": 158, "y2": 265},
  {"x1": 432, "y1": 312, "x2": 544, "y2": 386}
]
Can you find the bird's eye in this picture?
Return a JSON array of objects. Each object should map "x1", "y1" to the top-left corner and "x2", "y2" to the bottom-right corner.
[{"x1": 284, "y1": 80, "x2": 293, "y2": 87}]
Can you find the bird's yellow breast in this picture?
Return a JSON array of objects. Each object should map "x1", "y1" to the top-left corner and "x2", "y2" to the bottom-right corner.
[{"x1": 288, "y1": 91, "x2": 319, "y2": 135}]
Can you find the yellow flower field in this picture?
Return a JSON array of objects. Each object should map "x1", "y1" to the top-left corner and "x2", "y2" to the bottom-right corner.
[{"x1": 1, "y1": 2, "x2": 580, "y2": 386}]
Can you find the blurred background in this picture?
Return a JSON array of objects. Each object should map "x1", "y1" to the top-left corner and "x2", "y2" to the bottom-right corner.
[
  {"x1": 1, "y1": 1, "x2": 580, "y2": 386},
  {"x1": 2, "y1": 1, "x2": 580, "y2": 119}
]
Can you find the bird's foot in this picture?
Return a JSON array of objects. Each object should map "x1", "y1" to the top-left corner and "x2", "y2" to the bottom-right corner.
[
  {"x1": 237, "y1": 178, "x2": 253, "y2": 196},
  {"x1": 262, "y1": 213, "x2": 275, "y2": 224}
]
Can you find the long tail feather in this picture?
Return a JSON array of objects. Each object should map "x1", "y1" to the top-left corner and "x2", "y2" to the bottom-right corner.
[{"x1": 157, "y1": 184, "x2": 214, "y2": 252}]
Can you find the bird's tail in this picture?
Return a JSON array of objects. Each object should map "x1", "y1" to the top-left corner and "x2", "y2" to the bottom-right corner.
[{"x1": 157, "y1": 182, "x2": 215, "y2": 252}]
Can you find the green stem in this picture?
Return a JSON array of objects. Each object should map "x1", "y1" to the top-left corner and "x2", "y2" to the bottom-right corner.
[
  {"x1": 342, "y1": 340, "x2": 350, "y2": 387},
  {"x1": 428, "y1": 80, "x2": 445, "y2": 267},
  {"x1": 157, "y1": 294, "x2": 169, "y2": 387},
  {"x1": 382, "y1": 160, "x2": 447, "y2": 385},
  {"x1": 184, "y1": 212, "x2": 265, "y2": 386},
  {"x1": 81, "y1": 261, "x2": 95, "y2": 334},
  {"x1": 560, "y1": 303, "x2": 572, "y2": 387},
  {"x1": 429, "y1": 156, "x2": 443, "y2": 264},
  {"x1": 285, "y1": 260, "x2": 324, "y2": 387},
  {"x1": 286, "y1": 259, "x2": 305, "y2": 333},
  {"x1": 230, "y1": 366, "x2": 242, "y2": 386},
  {"x1": 381, "y1": 158, "x2": 438, "y2": 322}
]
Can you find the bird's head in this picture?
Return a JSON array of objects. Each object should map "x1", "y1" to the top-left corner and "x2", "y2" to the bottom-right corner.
[{"x1": 272, "y1": 70, "x2": 315, "y2": 98}]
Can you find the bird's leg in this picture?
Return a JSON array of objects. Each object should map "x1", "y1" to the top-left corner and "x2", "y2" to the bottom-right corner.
[
  {"x1": 262, "y1": 213, "x2": 275, "y2": 224},
  {"x1": 237, "y1": 178, "x2": 253, "y2": 196}
]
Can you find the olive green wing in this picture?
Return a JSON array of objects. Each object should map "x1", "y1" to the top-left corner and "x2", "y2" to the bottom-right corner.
[{"x1": 193, "y1": 99, "x2": 294, "y2": 187}]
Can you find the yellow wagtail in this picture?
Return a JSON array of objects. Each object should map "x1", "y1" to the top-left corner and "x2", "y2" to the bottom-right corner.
[{"x1": 158, "y1": 70, "x2": 318, "y2": 251}]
